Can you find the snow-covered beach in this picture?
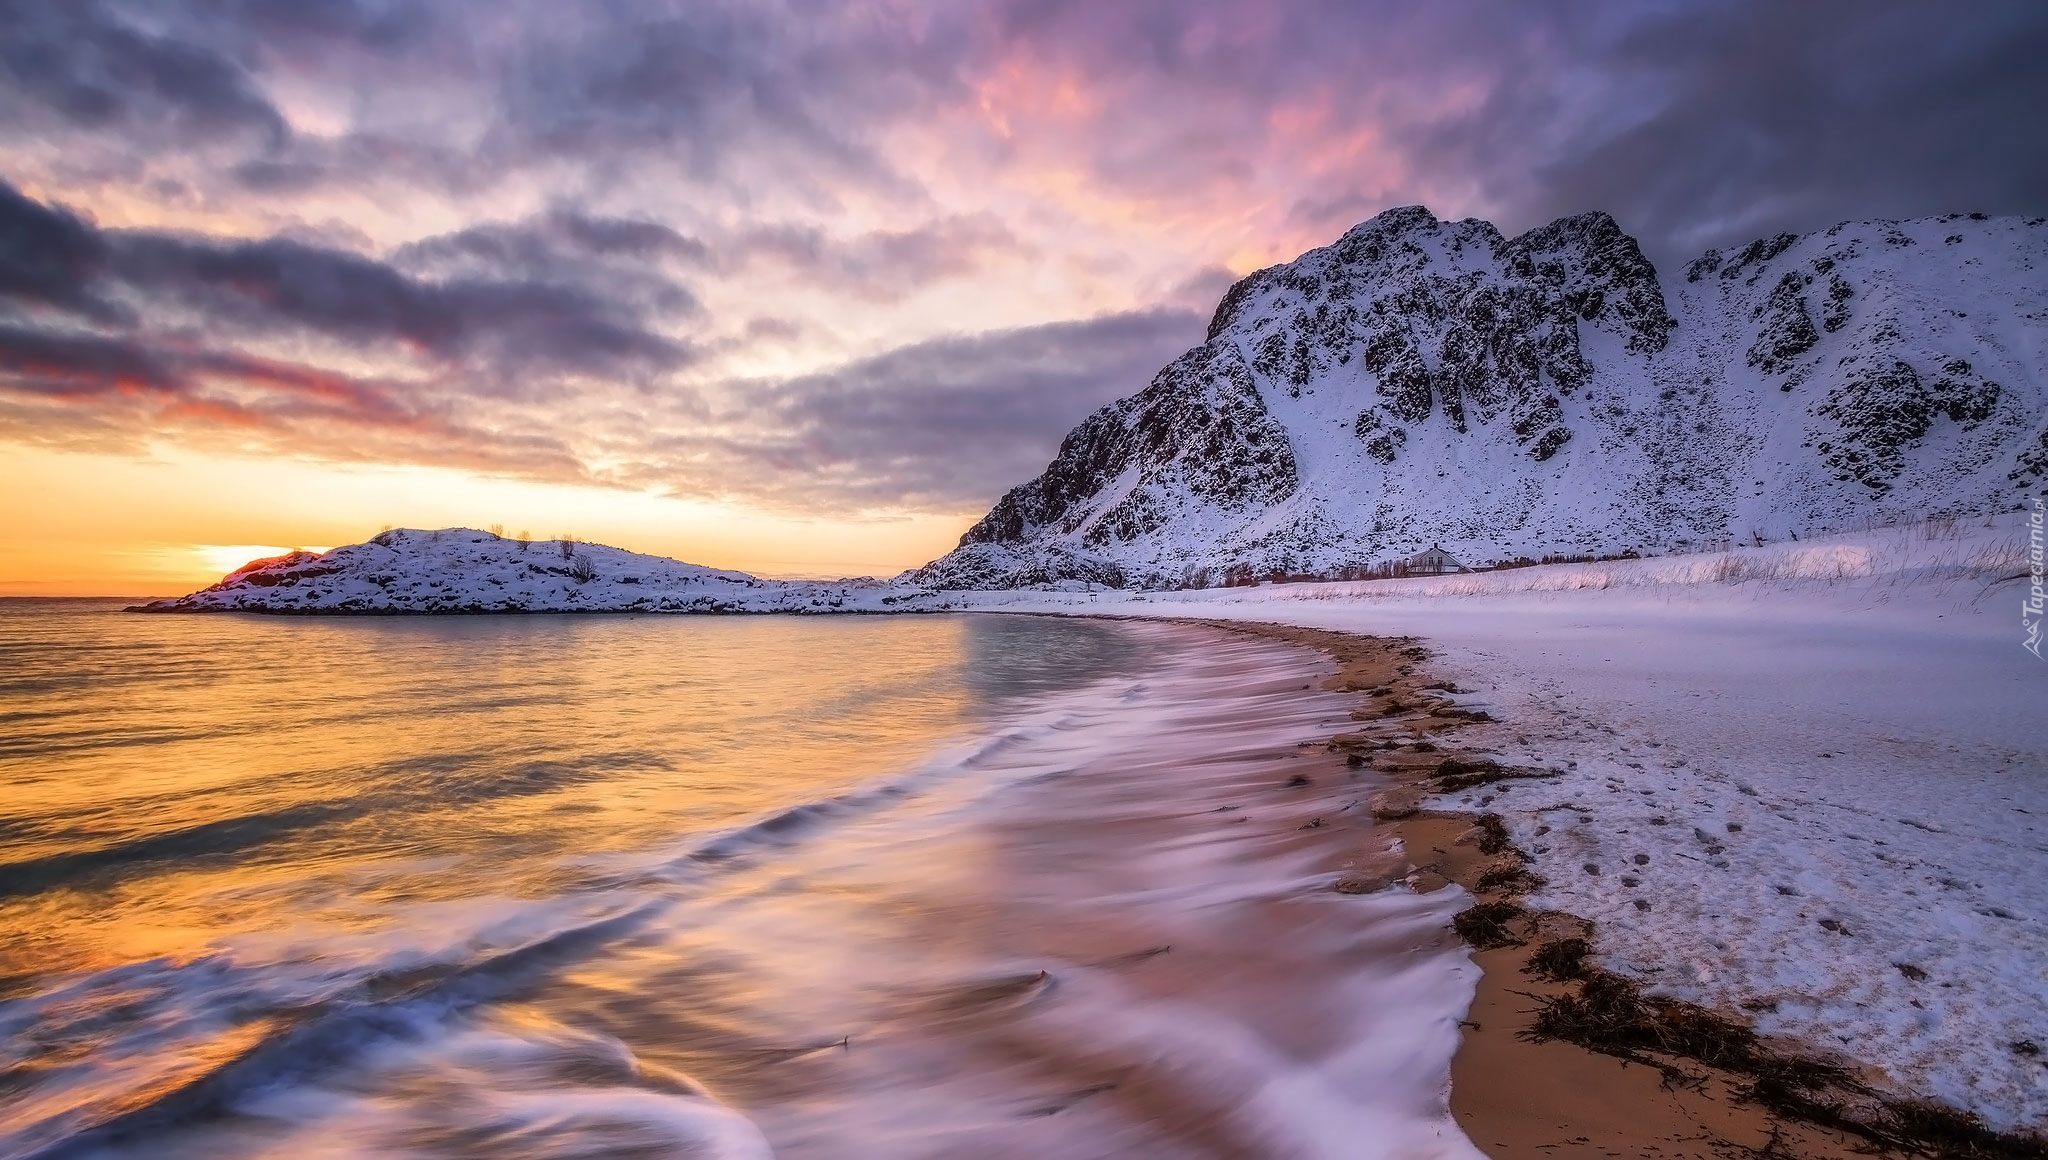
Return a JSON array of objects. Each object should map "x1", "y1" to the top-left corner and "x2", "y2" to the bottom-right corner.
[{"x1": 991, "y1": 514, "x2": 2048, "y2": 1138}]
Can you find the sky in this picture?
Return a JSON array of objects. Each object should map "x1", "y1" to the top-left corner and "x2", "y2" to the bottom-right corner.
[{"x1": 3, "y1": 0, "x2": 2045, "y2": 594}]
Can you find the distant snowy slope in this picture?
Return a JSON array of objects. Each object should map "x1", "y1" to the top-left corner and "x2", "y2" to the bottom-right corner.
[
  {"x1": 135, "y1": 529, "x2": 934, "y2": 614},
  {"x1": 921, "y1": 208, "x2": 2048, "y2": 589}
]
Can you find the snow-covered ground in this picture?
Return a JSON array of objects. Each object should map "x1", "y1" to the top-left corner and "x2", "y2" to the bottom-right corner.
[{"x1": 964, "y1": 512, "x2": 2048, "y2": 1130}]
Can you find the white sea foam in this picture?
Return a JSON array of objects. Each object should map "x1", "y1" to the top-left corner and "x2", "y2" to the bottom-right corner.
[{"x1": 671, "y1": 626, "x2": 1488, "y2": 1159}]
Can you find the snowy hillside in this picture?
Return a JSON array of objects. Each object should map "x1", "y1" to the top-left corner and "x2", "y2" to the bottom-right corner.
[
  {"x1": 920, "y1": 207, "x2": 2048, "y2": 589},
  {"x1": 133, "y1": 529, "x2": 941, "y2": 614}
]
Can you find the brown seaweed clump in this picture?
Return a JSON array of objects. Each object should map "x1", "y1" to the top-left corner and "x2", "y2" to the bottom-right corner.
[
  {"x1": 1523, "y1": 967, "x2": 2048, "y2": 1158},
  {"x1": 1452, "y1": 900, "x2": 1526, "y2": 949}
]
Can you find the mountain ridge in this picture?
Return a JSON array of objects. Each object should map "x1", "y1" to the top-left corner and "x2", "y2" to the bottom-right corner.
[{"x1": 917, "y1": 206, "x2": 2047, "y2": 590}]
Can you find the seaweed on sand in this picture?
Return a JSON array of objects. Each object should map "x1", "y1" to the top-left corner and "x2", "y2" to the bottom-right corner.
[
  {"x1": 1472, "y1": 812, "x2": 1514, "y2": 855},
  {"x1": 1524, "y1": 937, "x2": 1593, "y2": 981},
  {"x1": 1524, "y1": 968, "x2": 2048, "y2": 1158},
  {"x1": 1434, "y1": 758, "x2": 1557, "y2": 793},
  {"x1": 1473, "y1": 862, "x2": 1547, "y2": 896},
  {"x1": 1452, "y1": 900, "x2": 1526, "y2": 949}
]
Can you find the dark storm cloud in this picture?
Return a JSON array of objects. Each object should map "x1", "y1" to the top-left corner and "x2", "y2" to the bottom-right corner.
[
  {"x1": 0, "y1": 180, "x2": 116, "y2": 320},
  {"x1": 1, "y1": 0, "x2": 957, "y2": 201},
  {"x1": 0, "y1": 324, "x2": 175, "y2": 396},
  {"x1": 395, "y1": 215, "x2": 707, "y2": 277},
  {"x1": 490, "y1": 4, "x2": 904, "y2": 172},
  {"x1": 0, "y1": 0, "x2": 286, "y2": 147},
  {"x1": 392, "y1": 212, "x2": 710, "y2": 321},
  {"x1": 1389, "y1": 0, "x2": 2048, "y2": 260},
  {"x1": 9, "y1": 1, "x2": 2042, "y2": 255},
  {"x1": 644, "y1": 308, "x2": 1204, "y2": 510},
  {"x1": 112, "y1": 231, "x2": 695, "y2": 381},
  {"x1": 0, "y1": 179, "x2": 695, "y2": 381},
  {"x1": 966, "y1": 0, "x2": 2048, "y2": 262},
  {"x1": 0, "y1": 316, "x2": 586, "y2": 475},
  {"x1": 0, "y1": 178, "x2": 698, "y2": 469}
]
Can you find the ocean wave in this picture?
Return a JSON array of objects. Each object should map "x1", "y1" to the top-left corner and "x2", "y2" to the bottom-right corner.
[{"x1": 4, "y1": 900, "x2": 670, "y2": 1160}]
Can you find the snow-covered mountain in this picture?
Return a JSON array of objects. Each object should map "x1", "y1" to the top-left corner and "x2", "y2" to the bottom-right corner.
[
  {"x1": 134, "y1": 529, "x2": 945, "y2": 614},
  {"x1": 920, "y1": 207, "x2": 2048, "y2": 589}
]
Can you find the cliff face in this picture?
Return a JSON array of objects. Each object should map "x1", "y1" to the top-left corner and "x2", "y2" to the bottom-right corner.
[{"x1": 919, "y1": 207, "x2": 2048, "y2": 589}]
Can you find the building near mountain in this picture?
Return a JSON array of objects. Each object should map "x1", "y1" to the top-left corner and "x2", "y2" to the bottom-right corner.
[
  {"x1": 1405, "y1": 545, "x2": 1466, "y2": 574},
  {"x1": 916, "y1": 206, "x2": 2048, "y2": 590}
]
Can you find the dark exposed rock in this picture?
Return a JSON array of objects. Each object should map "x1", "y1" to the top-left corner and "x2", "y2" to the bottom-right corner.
[
  {"x1": 1353, "y1": 409, "x2": 1408, "y2": 463},
  {"x1": 1720, "y1": 232, "x2": 1800, "y2": 282},
  {"x1": 1821, "y1": 273, "x2": 1855, "y2": 332},
  {"x1": 1748, "y1": 272, "x2": 1821, "y2": 375},
  {"x1": 1508, "y1": 210, "x2": 1676, "y2": 354},
  {"x1": 1813, "y1": 359, "x2": 2005, "y2": 492},
  {"x1": 2009, "y1": 428, "x2": 2048, "y2": 484},
  {"x1": 1206, "y1": 268, "x2": 1276, "y2": 340},
  {"x1": 958, "y1": 339, "x2": 1297, "y2": 553}
]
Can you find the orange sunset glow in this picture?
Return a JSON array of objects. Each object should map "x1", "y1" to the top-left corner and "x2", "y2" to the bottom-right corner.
[{"x1": 5, "y1": 2, "x2": 2045, "y2": 596}]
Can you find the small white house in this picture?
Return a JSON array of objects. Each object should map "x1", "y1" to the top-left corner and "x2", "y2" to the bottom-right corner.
[{"x1": 1406, "y1": 544, "x2": 1466, "y2": 574}]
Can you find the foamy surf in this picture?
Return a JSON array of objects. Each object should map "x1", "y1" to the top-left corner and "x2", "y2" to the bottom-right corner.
[{"x1": 2, "y1": 614, "x2": 1485, "y2": 1159}]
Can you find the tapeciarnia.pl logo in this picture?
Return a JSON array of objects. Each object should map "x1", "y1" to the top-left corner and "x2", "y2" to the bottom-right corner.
[{"x1": 2026, "y1": 496, "x2": 2045, "y2": 659}]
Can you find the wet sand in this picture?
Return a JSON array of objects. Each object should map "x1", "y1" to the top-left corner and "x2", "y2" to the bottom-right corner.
[{"x1": 1201, "y1": 621, "x2": 1884, "y2": 1160}]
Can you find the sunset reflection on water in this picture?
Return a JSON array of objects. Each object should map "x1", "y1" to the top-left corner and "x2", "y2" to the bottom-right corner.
[
  {"x1": 0, "y1": 606, "x2": 1472, "y2": 1160},
  {"x1": 0, "y1": 604, "x2": 1162, "y2": 1158}
]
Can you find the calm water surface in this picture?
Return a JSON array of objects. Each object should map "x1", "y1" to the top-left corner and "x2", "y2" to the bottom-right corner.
[{"x1": 0, "y1": 601, "x2": 1480, "y2": 1160}]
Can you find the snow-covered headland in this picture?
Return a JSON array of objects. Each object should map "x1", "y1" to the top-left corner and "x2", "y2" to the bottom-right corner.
[{"x1": 131, "y1": 527, "x2": 954, "y2": 615}]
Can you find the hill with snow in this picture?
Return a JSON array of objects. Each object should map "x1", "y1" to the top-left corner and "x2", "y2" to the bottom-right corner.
[
  {"x1": 133, "y1": 528, "x2": 942, "y2": 614},
  {"x1": 919, "y1": 207, "x2": 2048, "y2": 589}
]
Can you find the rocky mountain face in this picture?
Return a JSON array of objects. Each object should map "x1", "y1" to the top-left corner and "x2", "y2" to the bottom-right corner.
[{"x1": 919, "y1": 207, "x2": 2048, "y2": 590}]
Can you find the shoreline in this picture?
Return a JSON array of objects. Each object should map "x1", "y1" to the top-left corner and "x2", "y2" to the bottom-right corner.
[{"x1": 1206, "y1": 619, "x2": 2046, "y2": 1160}]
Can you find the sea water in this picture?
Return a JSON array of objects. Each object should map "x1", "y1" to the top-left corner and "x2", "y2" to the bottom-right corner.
[{"x1": 0, "y1": 602, "x2": 1482, "y2": 1159}]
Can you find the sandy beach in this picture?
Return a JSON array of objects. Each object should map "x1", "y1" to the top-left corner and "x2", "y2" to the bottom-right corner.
[{"x1": 1215, "y1": 620, "x2": 2045, "y2": 1159}]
